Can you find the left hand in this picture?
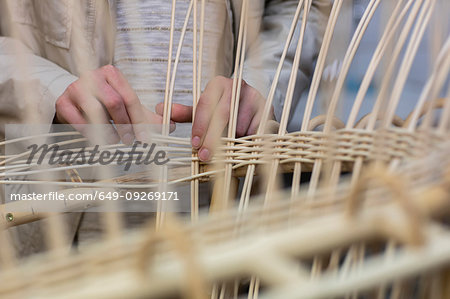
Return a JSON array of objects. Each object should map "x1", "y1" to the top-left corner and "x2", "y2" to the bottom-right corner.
[{"x1": 155, "y1": 76, "x2": 274, "y2": 161}]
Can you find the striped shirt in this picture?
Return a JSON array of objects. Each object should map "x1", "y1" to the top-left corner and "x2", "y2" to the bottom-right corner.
[{"x1": 113, "y1": 0, "x2": 228, "y2": 136}]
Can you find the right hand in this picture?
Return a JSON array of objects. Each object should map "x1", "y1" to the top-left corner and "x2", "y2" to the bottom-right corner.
[{"x1": 55, "y1": 65, "x2": 167, "y2": 144}]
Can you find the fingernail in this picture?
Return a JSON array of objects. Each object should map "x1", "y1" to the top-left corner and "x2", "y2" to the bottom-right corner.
[
  {"x1": 192, "y1": 136, "x2": 201, "y2": 148},
  {"x1": 122, "y1": 133, "x2": 134, "y2": 145},
  {"x1": 199, "y1": 148, "x2": 210, "y2": 161}
]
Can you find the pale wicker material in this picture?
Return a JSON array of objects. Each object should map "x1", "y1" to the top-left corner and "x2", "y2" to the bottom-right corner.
[
  {"x1": 0, "y1": 0, "x2": 449, "y2": 298},
  {"x1": 1, "y1": 140, "x2": 450, "y2": 298}
]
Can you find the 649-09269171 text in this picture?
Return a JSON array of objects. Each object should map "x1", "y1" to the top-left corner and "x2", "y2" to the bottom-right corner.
[{"x1": 9, "y1": 191, "x2": 180, "y2": 201}]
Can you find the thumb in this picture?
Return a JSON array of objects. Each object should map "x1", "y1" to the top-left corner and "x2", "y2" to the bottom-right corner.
[
  {"x1": 155, "y1": 103, "x2": 193, "y2": 123},
  {"x1": 142, "y1": 110, "x2": 176, "y2": 133}
]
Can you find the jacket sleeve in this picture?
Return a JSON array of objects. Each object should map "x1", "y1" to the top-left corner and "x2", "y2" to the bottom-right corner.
[
  {"x1": 0, "y1": 37, "x2": 77, "y2": 127},
  {"x1": 242, "y1": 0, "x2": 332, "y2": 122}
]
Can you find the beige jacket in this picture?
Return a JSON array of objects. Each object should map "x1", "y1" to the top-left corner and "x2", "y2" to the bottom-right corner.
[{"x1": 0, "y1": 0, "x2": 331, "y2": 255}]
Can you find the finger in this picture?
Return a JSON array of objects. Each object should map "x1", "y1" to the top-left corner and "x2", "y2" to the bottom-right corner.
[
  {"x1": 55, "y1": 95, "x2": 87, "y2": 124},
  {"x1": 67, "y1": 82, "x2": 120, "y2": 143},
  {"x1": 191, "y1": 81, "x2": 227, "y2": 148},
  {"x1": 60, "y1": 107, "x2": 92, "y2": 139},
  {"x1": 197, "y1": 93, "x2": 231, "y2": 161},
  {"x1": 99, "y1": 65, "x2": 151, "y2": 141},
  {"x1": 66, "y1": 81, "x2": 110, "y2": 123},
  {"x1": 235, "y1": 98, "x2": 258, "y2": 137},
  {"x1": 171, "y1": 104, "x2": 193, "y2": 122},
  {"x1": 55, "y1": 96, "x2": 114, "y2": 143},
  {"x1": 247, "y1": 110, "x2": 263, "y2": 136},
  {"x1": 99, "y1": 65, "x2": 147, "y2": 125},
  {"x1": 236, "y1": 83, "x2": 268, "y2": 136},
  {"x1": 247, "y1": 105, "x2": 275, "y2": 135},
  {"x1": 155, "y1": 103, "x2": 164, "y2": 116},
  {"x1": 55, "y1": 96, "x2": 88, "y2": 127},
  {"x1": 94, "y1": 81, "x2": 134, "y2": 144},
  {"x1": 143, "y1": 108, "x2": 176, "y2": 133},
  {"x1": 155, "y1": 103, "x2": 193, "y2": 123}
]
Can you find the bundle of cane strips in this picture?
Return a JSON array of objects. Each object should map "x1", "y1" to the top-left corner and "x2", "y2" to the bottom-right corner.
[{"x1": 0, "y1": 0, "x2": 449, "y2": 298}]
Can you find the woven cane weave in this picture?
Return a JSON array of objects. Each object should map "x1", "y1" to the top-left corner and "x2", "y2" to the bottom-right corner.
[{"x1": 0, "y1": 0, "x2": 449, "y2": 298}]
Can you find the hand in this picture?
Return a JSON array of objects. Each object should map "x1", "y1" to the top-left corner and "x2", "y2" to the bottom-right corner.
[
  {"x1": 155, "y1": 76, "x2": 274, "y2": 161},
  {"x1": 55, "y1": 65, "x2": 167, "y2": 144}
]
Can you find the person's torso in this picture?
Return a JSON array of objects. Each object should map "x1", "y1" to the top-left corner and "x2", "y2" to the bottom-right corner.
[
  {"x1": 113, "y1": 0, "x2": 229, "y2": 108},
  {"x1": 114, "y1": 0, "x2": 231, "y2": 136}
]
